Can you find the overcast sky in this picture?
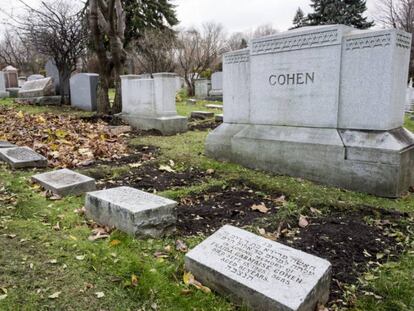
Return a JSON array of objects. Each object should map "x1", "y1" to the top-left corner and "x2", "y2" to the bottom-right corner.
[{"x1": 0, "y1": 0, "x2": 378, "y2": 34}]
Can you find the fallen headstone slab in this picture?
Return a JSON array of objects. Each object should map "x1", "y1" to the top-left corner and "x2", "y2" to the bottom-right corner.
[
  {"x1": 85, "y1": 186, "x2": 177, "y2": 238},
  {"x1": 0, "y1": 141, "x2": 16, "y2": 148},
  {"x1": 185, "y1": 225, "x2": 331, "y2": 311},
  {"x1": 191, "y1": 111, "x2": 215, "y2": 119},
  {"x1": 215, "y1": 114, "x2": 223, "y2": 122},
  {"x1": 18, "y1": 77, "x2": 55, "y2": 98},
  {"x1": 0, "y1": 147, "x2": 47, "y2": 169},
  {"x1": 205, "y1": 104, "x2": 223, "y2": 110},
  {"x1": 32, "y1": 169, "x2": 96, "y2": 197}
]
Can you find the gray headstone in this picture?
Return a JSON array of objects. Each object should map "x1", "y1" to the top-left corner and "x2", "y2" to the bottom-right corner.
[
  {"x1": 27, "y1": 74, "x2": 45, "y2": 81},
  {"x1": 195, "y1": 79, "x2": 211, "y2": 99},
  {"x1": 45, "y1": 60, "x2": 60, "y2": 94},
  {"x1": 185, "y1": 225, "x2": 331, "y2": 311},
  {"x1": 70, "y1": 73, "x2": 99, "y2": 111},
  {"x1": 18, "y1": 77, "x2": 55, "y2": 98},
  {"x1": 191, "y1": 111, "x2": 214, "y2": 119},
  {"x1": 32, "y1": 169, "x2": 96, "y2": 196},
  {"x1": 0, "y1": 147, "x2": 47, "y2": 169},
  {"x1": 85, "y1": 186, "x2": 177, "y2": 238},
  {"x1": 211, "y1": 72, "x2": 223, "y2": 93},
  {"x1": 0, "y1": 72, "x2": 9, "y2": 98}
]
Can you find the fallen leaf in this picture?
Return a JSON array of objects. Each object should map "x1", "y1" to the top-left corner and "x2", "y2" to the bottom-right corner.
[
  {"x1": 206, "y1": 169, "x2": 215, "y2": 175},
  {"x1": 75, "y1": 255, "x2": 85, "y2": 261},
  {"x1": 95, "y1": 292, "x2": 105, "y2": 298},
  {"x1": 298, "y1": 215, "x2": 309, "y2": 228},
  {"x1": 159, "y1": 165, "x2": 175, "y2": 173},
  {"x1": 310, "y1": 207, "x2": 322, "y2": 215},
  {"x1": 251, "y1": 203, "x2": 269, "y2": 213},
  {"x1": 131, "y1": 274, "x2": 139, "y2": 287},
  {"x1": 0, "y1": 294, "x2": 7, "y2": 301},
  {"x1": 48, "y1": 291, "x2": 61, "y2": 299},
  {"x1": 109, "y1": 239, "x2": 121, "y2": 247}
]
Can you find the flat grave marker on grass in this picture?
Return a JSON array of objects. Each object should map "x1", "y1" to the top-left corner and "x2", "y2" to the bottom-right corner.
[
  {"x1": 205, "y1": 104, "x2": 223, "y2": 110},
  {"x1": 191, "y1": 111, "x2": 215, "y2": 119},
  {"x1": 0, "y1": 141, "x2": 15, "y2": 148},
  {"x1": 185, "y1": 225, "x2": 331, "y2": 311},
  {"x1": 85, "y1": 186, "x2": 177, "y2": 238},
  {"x1": 32, "y1": 169, "x2": 96, "y2": 196},
  {"x1": 0, "y1": 147, "x2": 47, "y2": 169}
]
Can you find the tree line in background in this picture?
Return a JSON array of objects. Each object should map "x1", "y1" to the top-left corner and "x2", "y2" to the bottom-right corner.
[{"x1": 0, "y1": 0, "x2": 412, "y2": 114}]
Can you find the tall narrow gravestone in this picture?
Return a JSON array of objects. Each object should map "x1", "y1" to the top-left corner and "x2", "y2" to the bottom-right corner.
[
  {"x1": 185, "y1": 225, "x2": 331, "y2": 311},
  {"x1": 209, "y1": 72, "x2": 223, "y2": 98},
  {"x1": 120, "y1": 73, "x2": 187, "y2": 135},
  {"x1": 0, "y1": 72, "x2": 9, "y2": 98},
  {"x1": 70, "y1": 73, "x2": 99, "y2": 111},
  {"x1": 206, "y1": 25, "x2": 414, "y2": 197}
]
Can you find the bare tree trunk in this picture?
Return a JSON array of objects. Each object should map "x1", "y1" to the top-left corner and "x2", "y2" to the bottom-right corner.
[{"x1": 97, "y1": 75, "x2": 111, "y2": 114}]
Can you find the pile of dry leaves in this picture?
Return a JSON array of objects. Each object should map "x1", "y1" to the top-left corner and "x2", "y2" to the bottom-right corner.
[{"x1": 0, "y1": 107, "x2": 129, "y2": 168}]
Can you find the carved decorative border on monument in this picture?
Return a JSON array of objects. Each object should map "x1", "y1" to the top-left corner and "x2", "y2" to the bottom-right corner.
[
  {"x1": 224, "y1": 51, "x2": 250, "y2": 64},
  {"x1": 251, "y1": 29, "x2": 339, "y2": 55},
  {"x1": 345, "y1": 34, "x2": 393, "y2": 50}
]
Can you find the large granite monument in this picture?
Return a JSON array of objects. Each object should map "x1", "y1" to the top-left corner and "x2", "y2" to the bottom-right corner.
[
  {"x1": 185, "y1": 225, "x2": 331, "y2": 311},
  {"x1": 206, "y1": 25, "x2": 414, "y2": 197},
  {"x1": 120, "y1": 73, "x2": 187, "y2": 135},
  {"x1": 70, "y1": 73, "x2": 99, "y2": 111}
]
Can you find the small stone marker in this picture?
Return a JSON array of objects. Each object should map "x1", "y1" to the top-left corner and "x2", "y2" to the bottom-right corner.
[
  {"x1": 0, "y1": 147, "x2": 47, "y2": 169},
  {"x1": 186, "y1": 99, "x2": 197, "y2": 105},
  {"x1": 0, "y1": 141, "x2": 15, "y2": 148},
  {"x1": 205, "y1": 104, "x2": 223, "y2": 110},
  {"x1": 195, "y1": 79, "x2": 211, "y2": 99},
  {"x1": 191, "y1": 111, "x2": 214, "y2": 119},
  {"x1": 32, "y1": 169, "x2": 96, "y2": 196},
  {"x1": 85, "y1": 186, "x2": 177, "y2": 238},
  {"x1": 185, "y1": 225, "x2": 331, "y2": 311},
  {"x1": 0, "y1": 71, "x2": 9, "y2": 98}
]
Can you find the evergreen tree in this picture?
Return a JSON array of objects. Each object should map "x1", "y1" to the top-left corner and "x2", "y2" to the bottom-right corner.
[
  {"x1": 291, "y1": 7, "x2": 305, "y2": 29},
  {"x1": 306, "y1": 0, "x2": 374, "y2": 29}
]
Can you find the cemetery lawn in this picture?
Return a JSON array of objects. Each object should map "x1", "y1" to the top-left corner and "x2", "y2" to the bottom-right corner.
[{"x1": 0, "y1": 97, "x2": 413, "y2": 311}]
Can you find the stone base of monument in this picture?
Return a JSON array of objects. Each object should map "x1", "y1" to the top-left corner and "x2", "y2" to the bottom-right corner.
[
  {"x1": 120, "y1": 114, "x2": 188, "y2": 136},
  {"x1": 6, "y1": 88, "x2": 19, "y2": 98},
  {"x1": 185, "y1": 225, "x2": 331, "y2": 311},
  {"x1": 32, "y1": 169, "x2": 96, "y2": 197},
  {"x1": 85, "y1": 186, "x2": 177, "y2": 238},
  {"x1": 191, "y1": 111, "x2": 215, "y2": 120},
  {"x1": 0, "y1": 147, "x2": 47, "y2": 169},
  {"x1": 0, "y1": 91, "x2": 9, "y2": 98},
  {"x1": 206, "y1": 124, "x2": 414, "y2": 197},
  {"x1": 15, "y1": 96, "x2": 63, "y2": 106}
]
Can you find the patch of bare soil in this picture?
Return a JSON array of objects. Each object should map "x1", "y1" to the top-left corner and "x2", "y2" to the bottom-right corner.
[
  {"x1": 94, "y1": 162, "x2": 212, "y2": 193},
  {"x1": 280, "y1": 208, "x2": 409, "y2": 307},
  {"x1": 177, "y1": 183, "x2": 284, "y2": 235},
  {"x1": 188, "y1": 118, "x2": 222, "y2": 131}
]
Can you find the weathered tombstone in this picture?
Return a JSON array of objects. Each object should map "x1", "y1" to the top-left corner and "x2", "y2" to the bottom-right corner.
[
  {"x1": 206, "y1": 25, "x2": 414, "y2": 197},
  {"x1": 45, "y1": 59, "x2": 60, "y2": 94},
  {"x1": 27, "y1": 74, "x2": 45, "y2": 81},
  {"x1": 185, "y1": 225, "x2": 331, "y2": 311},
  {"x1": 18, "y1": 77, "x2": 55, "y2": 98},
  {"x1": 209, "y1": 72, "x2": 223, "y2": 97},
  {"x1": 120, "y1": 73, "x2": 188, "y2": 135},
  {"x1": 191, "y1": 111, "x2": 214, "y2": 119},
  {"x1": 0, "y1": 141, "x2": 15, "y2": 148},
  {"x1": 0, "y1": 147, "x2": 47, "y2": 169},
  {"x1": 0, "y1": 72, "x2": 9, "y2": 98},
  {"x1": 187, "y1": 99, "x2": 197, "y2": 105},
  {"x1": 195, "y1": 79, "x2": 211, "y2": 99},
  {"x1": 18, "y1": 76, "x2": 26, "y2": 88},
  {"x1": 406, "y1": 78, "x2": 414, "y2": 112},
  {"x1": 32, "y1": 169, "x2": 96, "y2": 197},
  {"x1": 7, "y1": 88, "x2": 20, "y2": 98},
  {"x1": 85, "y1": 186, "x2": 177, "y2": 238},
  {"x1": 3, "y1": 66, "x2": 18, "y2": 88},
  {"x1": 70, "y1": 73, "x2": 99, "y2": 111}
]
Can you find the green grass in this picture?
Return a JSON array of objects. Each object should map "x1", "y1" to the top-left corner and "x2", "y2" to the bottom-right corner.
[
  {"x1": 0, "y1": 99, "x2": 413, "y2": 310},
  {"x1": 176, "y1": 99, "x2": 223, "y2": 117}
]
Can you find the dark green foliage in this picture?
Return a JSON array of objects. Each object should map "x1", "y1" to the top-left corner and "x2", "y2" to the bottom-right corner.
[
  {"x1": 240, "y1": 38, "x2": 248, "y2": 49},
  {"x1": 306, "y1": 0, "x2": 374, "y2": 29},
  {"x1": 123, "y1": 0, "x2": 179, "y2": 47},
  {"x1": 292, "y1": 7, "x2": 305, "y2": 29}
]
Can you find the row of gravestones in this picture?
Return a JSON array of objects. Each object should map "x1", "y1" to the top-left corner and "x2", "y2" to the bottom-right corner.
[
  {"x1": 0, "y1": 140, "x2": 331, "y2": 311},
  {"x1": 194, "y1": 72, "x2": 223, "y2": 100}
]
